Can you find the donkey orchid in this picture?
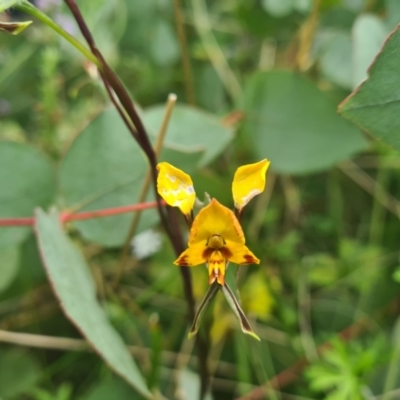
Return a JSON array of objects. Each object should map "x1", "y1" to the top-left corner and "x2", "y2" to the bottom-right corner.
[{"x1": 156, "y1": 159, "x2": 270, "y2": 339}]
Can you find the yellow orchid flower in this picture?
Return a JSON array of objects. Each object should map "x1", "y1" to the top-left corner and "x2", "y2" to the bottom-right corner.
[
  {"x1": 156, "y1": 159, "x2": 269, "y2": 340},
  {"x1": 156, "y1": 159, "x2": 269, "y2": 285},
  {"x1": 174, "y1": 198, "x2": 259, "y2": 285}
]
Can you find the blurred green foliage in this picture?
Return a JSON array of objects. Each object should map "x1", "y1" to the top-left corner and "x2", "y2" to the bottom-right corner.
[{"x1": 2, "y1": 0, "x2": 400, "y2": 399}]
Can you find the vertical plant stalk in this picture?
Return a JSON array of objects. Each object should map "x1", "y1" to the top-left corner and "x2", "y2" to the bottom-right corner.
[
  {"x1": 173, "y1": 0, "x2": 196, "y2": 105},
  {"x1": 115, "y1": 93, "x2": 177, "y2": 286},
  {"x1": 21, "y1": 1, "x2": 210, "y2": 396},
  {"x1": 298, "y1": 272, "x2": 318, "y2": 362},
  {"x1": 369, "y1": 160, "x2": 389, "y2": 245},
  {"x1": 190, "y1": 0, "x2": 242, "y2": 101},
  {"x1": 295, "y1": 0, "x2": 320, "y2": 71}
]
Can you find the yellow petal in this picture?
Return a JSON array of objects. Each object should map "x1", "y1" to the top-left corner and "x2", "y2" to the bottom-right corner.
[
  {"x1": 156, "y1": 162, "x2": 196, "y2": 216},
  {"x1": 232, "y1": 159, "x2": 270, "y2": 211},
  {"x1": 225, "y1": 242, "x2": 260, "y2": 265},
  {"x1": 174, "y1": 243, "x2": 209, "y2": 267},
  {"x1": 188, "y1": 199, "x2": 245, "y2": 245},
  {"x1": 207, "y1": 250, "x2": 227, "y2": 285}
]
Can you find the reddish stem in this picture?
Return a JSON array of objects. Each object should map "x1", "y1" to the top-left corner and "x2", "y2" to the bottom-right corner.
[{"x1": 0, "y1": 200, "x2": 165, "y2": 227}]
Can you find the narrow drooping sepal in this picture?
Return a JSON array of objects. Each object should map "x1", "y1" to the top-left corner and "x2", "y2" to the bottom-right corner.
[
  {"x1": 232, "y1": 159, "x2": 270, "y2": 212},
  {"x1": 156, "y1": 162, "x2": 196, "y2": 217},
  {"x1": 188, "y1": 282, "x2": 220, "y2": 339},
  {"x1": 221, "y1": 283, "x2": 260, "y2": 341}
]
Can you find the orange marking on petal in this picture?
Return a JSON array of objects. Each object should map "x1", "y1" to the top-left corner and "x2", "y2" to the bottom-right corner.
[
  {"x1": 207, "y1": 250, "x2": 227, "y2": 286},
  {"x1": 243, "y1": 254, "x2": 258, "y2": 263}
]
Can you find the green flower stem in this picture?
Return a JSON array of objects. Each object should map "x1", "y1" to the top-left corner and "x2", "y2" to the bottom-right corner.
[{"x1": 14, "y1": 0, "x2": 100, "y2": 68}]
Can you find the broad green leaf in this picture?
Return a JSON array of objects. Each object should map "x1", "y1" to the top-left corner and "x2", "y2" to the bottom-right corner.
[
  {"x1": 339, "y1": 25, "x2": 400, "y2": 151},
  {"x1": 0, "y1": 141, "x2": 55, "y2": 249},
  {"x1": 0, "y1": 0, "x2": 20, "y2": 12},
  {"x1": 242, "y1": 71, "x2": 367, "y2": 174},
  {"x1": 352, "y1": 14, "x2": 387, "y2": 88},
  {"x1": 0, "y1": 348, "x2": 40, "y2": 399},
  {"x1": 144, "y1": 104, "x2": 233, "y2": 167},
  {"x1": 35, "y1": 209, "x2": 151, "y2": 398},
  {"x1": 385, "y1": 0, "x2": 400, "y2": 30},
  {"x1": 59, "y1": 108, "x2": 157, "y2": 247},
  {"x1": 160, "y1": 147, "x2": 203, "y2": 175},
  {"x1": 0, "y1": 245, "x2": 19, "y2": 293},
  {"x1": 319, "y1": 32, "x2": 353, "y2": 90},
  {"x1": 261, "y1": 0, "x2": 294, "y2": 17}
]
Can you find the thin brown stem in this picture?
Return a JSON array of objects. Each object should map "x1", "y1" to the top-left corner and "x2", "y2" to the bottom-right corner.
[
  {"x1": 62, "y1": 2, "x2": 208, "y2": 395},
  {"x1": 115, "y1": 94, "x2": 177, "y2": 287}
]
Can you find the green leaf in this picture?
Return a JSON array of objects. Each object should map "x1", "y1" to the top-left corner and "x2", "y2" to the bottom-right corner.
[
  {"x1": 319, "y1": 33, "x2": 353, "y2": 90},
  {"x1": 339, "y1": 25, "x2": 400, "y2": 151},
  {"x1": 160, "y1": 147, "x2": 204, "y2": 175},
  {"x1": 144, "y1": 104, "x2": 233, "y2": 167},
  {"x1": 59, "y1": 108, "x2": 157, "y2": 247},
  {"x1": 0, "y1": 141, "x2": 55, "y2": 249},
  {"x1": 0, "y1": 348, "x2": 40, "y2": 399},
  {"x1": 35, "y1": 209, "x2": 151, "y2": 398},
  {"x1": 242, "y1": 70, "x2": 367, "y2": 174},
  {"x1": 385, "y1": 0, "x2": 400, "y2": 30},
  {"x1": 0, "y1": 0, "x2": 20, "y2": 12},
  {"x1": 0, "y1": 245, "x2": 20, "y2": 293},
  {"x1": 352, "y1": 14, "x2": 387, "y2": 88}
]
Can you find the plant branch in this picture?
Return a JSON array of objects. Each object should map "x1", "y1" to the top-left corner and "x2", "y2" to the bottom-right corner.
[
  {"x1": 190, "y1": 0, "x2": 242, "y2": 100},
  {"x1": 15, "y1": 1, "x2": 100, "y2": 67},
  {"x1": 115, "y1": 94, "x2": 177, "y2": 287},
  {"x1": 0, "y1": 201, "x2": 164, "y2": 227},
  {"x1": 61, "y1": 1, "x2": 209, "y2": 395}
]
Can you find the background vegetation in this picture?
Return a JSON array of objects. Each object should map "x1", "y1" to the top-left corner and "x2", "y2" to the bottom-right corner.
[{"x1": 1, "y1": 0, "x2": 400, "y2": 399}]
